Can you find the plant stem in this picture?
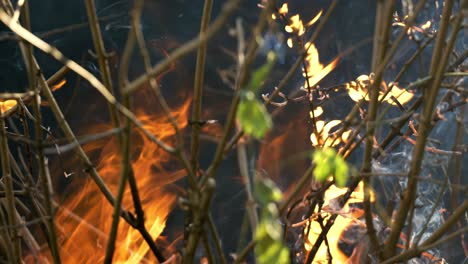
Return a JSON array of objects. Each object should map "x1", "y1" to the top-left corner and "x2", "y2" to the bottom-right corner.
[
  {"x1": 207, "y1": 213, "x2": 227, "y2": 264},
  {"x1": 199, "y1": 0, "x2": 272, "y2": 188},
  {"x1": 19, "y1": 1, "x2": 61, "y2": 262},
  {"x1": 383, "y1": 0, "x2": 460, "y2": 258},
  {"x1": 123, "y1": 0, "x2": 242, "y2": 95},
  {"x1": 0, "y1": 10, "x2": 174, "y2": 152},
  {"x1": 190, "y1": 0, "x2": 213, "y2": 172},
  {"x1": 0, "y1": 118, "x2": 20, "y2": 264},
  {"x1": 183, "y1": 179, "x2": 216, "y2": 263},
  {"x1": 85, "y1": 0, "x2": 121, "y2": 129},
  {"x1": 381, "y1": 201, "x2": 468, "y2": 264},
  {"x1": 361, "y1": 1, "x2": 395, "y2": 259}
]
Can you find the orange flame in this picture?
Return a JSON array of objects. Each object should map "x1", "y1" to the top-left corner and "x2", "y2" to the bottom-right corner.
[
  {"x1": 26, "y1": 96, "x2": 191, "y2": 263},
  {"x1": 51, "y1": 79, "x2": 67, "y2": 91}
]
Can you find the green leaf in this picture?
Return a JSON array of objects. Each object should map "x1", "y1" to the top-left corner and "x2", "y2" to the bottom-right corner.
[
  {"x1": 237, "y1": 91, "x2": 273, "y2": 139},
  {"x1": 256, "y1": 240, "x2": 289, "y2": 264},
  {"x1": 334, "y1": 157, "x2": 349, "y2": 187},
  {"x1": 254, "y1": 174, "x2": 282, "y2": 205},
  {"x1": 247, "y1": 51, "x2": 276, "y2": 93},
  {"x1": 312, "y1": 147, "x2": 349, "y2": 187},
  {"x1": 255, "y1": 206, "x2": 290, "y2": 264}
]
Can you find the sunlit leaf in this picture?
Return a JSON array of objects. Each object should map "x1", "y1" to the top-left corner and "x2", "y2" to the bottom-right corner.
[
  {"x1": 254, "y1": 184, "x2": 289, "y2": 264},
  {"x1": 237, "y1": 91, "x2": 272, "y2": 139},
  {"x1": 255, "y1": 238, "x2": 289, "y2": 264},
  {"x1": 254, "y1": 173, "x2": 282, "y2": 205},
  {"x1": 312, "y1": 147, "x2": 349, "y2": 187},
  {"x1": 248, "y1": 52, "x2": 276, "y2": 93},
  {"x1": 334, "y1": 157, "x2": 349, "y2": 187}
]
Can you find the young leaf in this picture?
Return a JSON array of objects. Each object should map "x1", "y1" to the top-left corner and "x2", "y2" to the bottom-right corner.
[
  {"x1": 247, "y1": 51, "x2": 276, "y2": 93},
  {"x1": 334, "y1": 156, "x2": 349, "y2": 187},
  {"x1": 255, "y1": 206, "x2": 289, "y2": 264},
  {"x1": 237, "y1": 91, "x2": 272, "y2": 139},
  {"x1": 312, "y1": 147, "x2": 349, "y2": 187},
  {"x1": 254, "y1": 174, "x2": 283, "y2": 205}
]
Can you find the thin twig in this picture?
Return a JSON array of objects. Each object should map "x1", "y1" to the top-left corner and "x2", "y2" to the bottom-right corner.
[
  {"x1": 381, "y1": 201, "x2": 468, "y2": 264},
  {"x1": 190, "y1": 0, "x2": 213, "y2": 172},
  {"x1": 233, "y1": 240, "x2": 256, "y2": 264},
  {"x1": 122, "y1": 0, "x2": 242, "y2": 95},
  {"x1": 207, "y1": 214, "x2": 227, "y2": 264},
  {"x1": 383, "y1": 0, "x2": 461, "y2": 257},
  {"x1": 361, "y1": 1, "x2": 395, "y2": 259},
  {"x1": 0, "y1": 9, "x2": 175, "y2": 153},
  {"x1": 199, "y1": 0, "x2": 273, "y2": 187},
  {"x1": 85, "y1": 0, "x2": 120, "y2": 129},
  {"x1": 0, "y1": 118, "x2": 20, "y2": 264},
  {"x1": 104, "y1": 0, "x2": 165, "y2": 262},
  {"x1": 183, "y1": 179, "x2": 216, "y2": 263},
  {"x1": 234, "y1": 17, "x2": 259, "y2": 234},
  {"x1": 18, "y1": 1, "x2": 61, "y2": 262}
]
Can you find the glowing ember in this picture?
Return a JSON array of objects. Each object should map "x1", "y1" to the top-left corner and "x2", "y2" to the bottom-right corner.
[{"x1": 51, "y1": 79, "x2": 67, "y2": 91}]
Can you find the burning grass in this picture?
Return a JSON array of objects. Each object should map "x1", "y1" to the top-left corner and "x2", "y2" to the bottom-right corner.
[{"x1": 0, "y1": 0, "x2": 467, "y2": 263}]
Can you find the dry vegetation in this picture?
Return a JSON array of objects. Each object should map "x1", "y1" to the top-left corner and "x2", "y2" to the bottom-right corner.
[{"x1": 0, "y1": 0, "x2": 467, "y2": 263}]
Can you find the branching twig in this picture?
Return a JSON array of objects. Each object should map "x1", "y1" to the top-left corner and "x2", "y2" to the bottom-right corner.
[
  {"x1": 383, "y1": 0, "x2": 462, "y2": 258},
  {"x1": 85, "y1": 0, "x2": 120, "y2": 129},
  {"x1": 0, "y1": 9, "x2": 175, "y2": 153},
  {"x1": 0, "y1": 118, "x2": 20, "y2": 263},
  {"x1": 381, "y1": 201, "x2": 468, "y2": 264},
  {"x1": 361, "y1": 2, "x2": 395, "y2": 259},
  {"x1": 122, "y1": 0, "x2": 242, "y2": 95},
  {"x1": 190, "y1": 0, "x2": 213, "y2": 173},
  {"x1": 18, "y1": 2, "x2": 61, "y2": 262}
]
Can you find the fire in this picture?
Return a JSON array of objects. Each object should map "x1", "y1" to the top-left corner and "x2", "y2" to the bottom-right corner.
[
  {"x1": 303, "y1": 42, "x2": 339, "y2": 89},
  {"x1": 303, "y1": 182, "x2": 374, "y2": 263},
  {"x1": 0, "y1": 99, "x2": 17, "y2": 116},
  {"x1": 278, "y1": 3, "x2": 288, "y2": 15},
  {"x1": 306, "y1": 10, "x2": 323, "y2": 27},
  {"x1": 309, "y1": 106, "x2": 351, "y2": 148},
  {"x1": 310, "y1": 120, "x2": 352, "y2": 148},
  {"x1": 26, "y1": 95, "x2": 191, "y2": 263},
  {"x1": 285, "y1": 14, "x2": 306, "y2": 36},
  {"x1": 51, "y1": 79, "x2": 67, "y2": 91},
  {"x1": 346, "y1": 74, "x2": 414, "y2": 106}
]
